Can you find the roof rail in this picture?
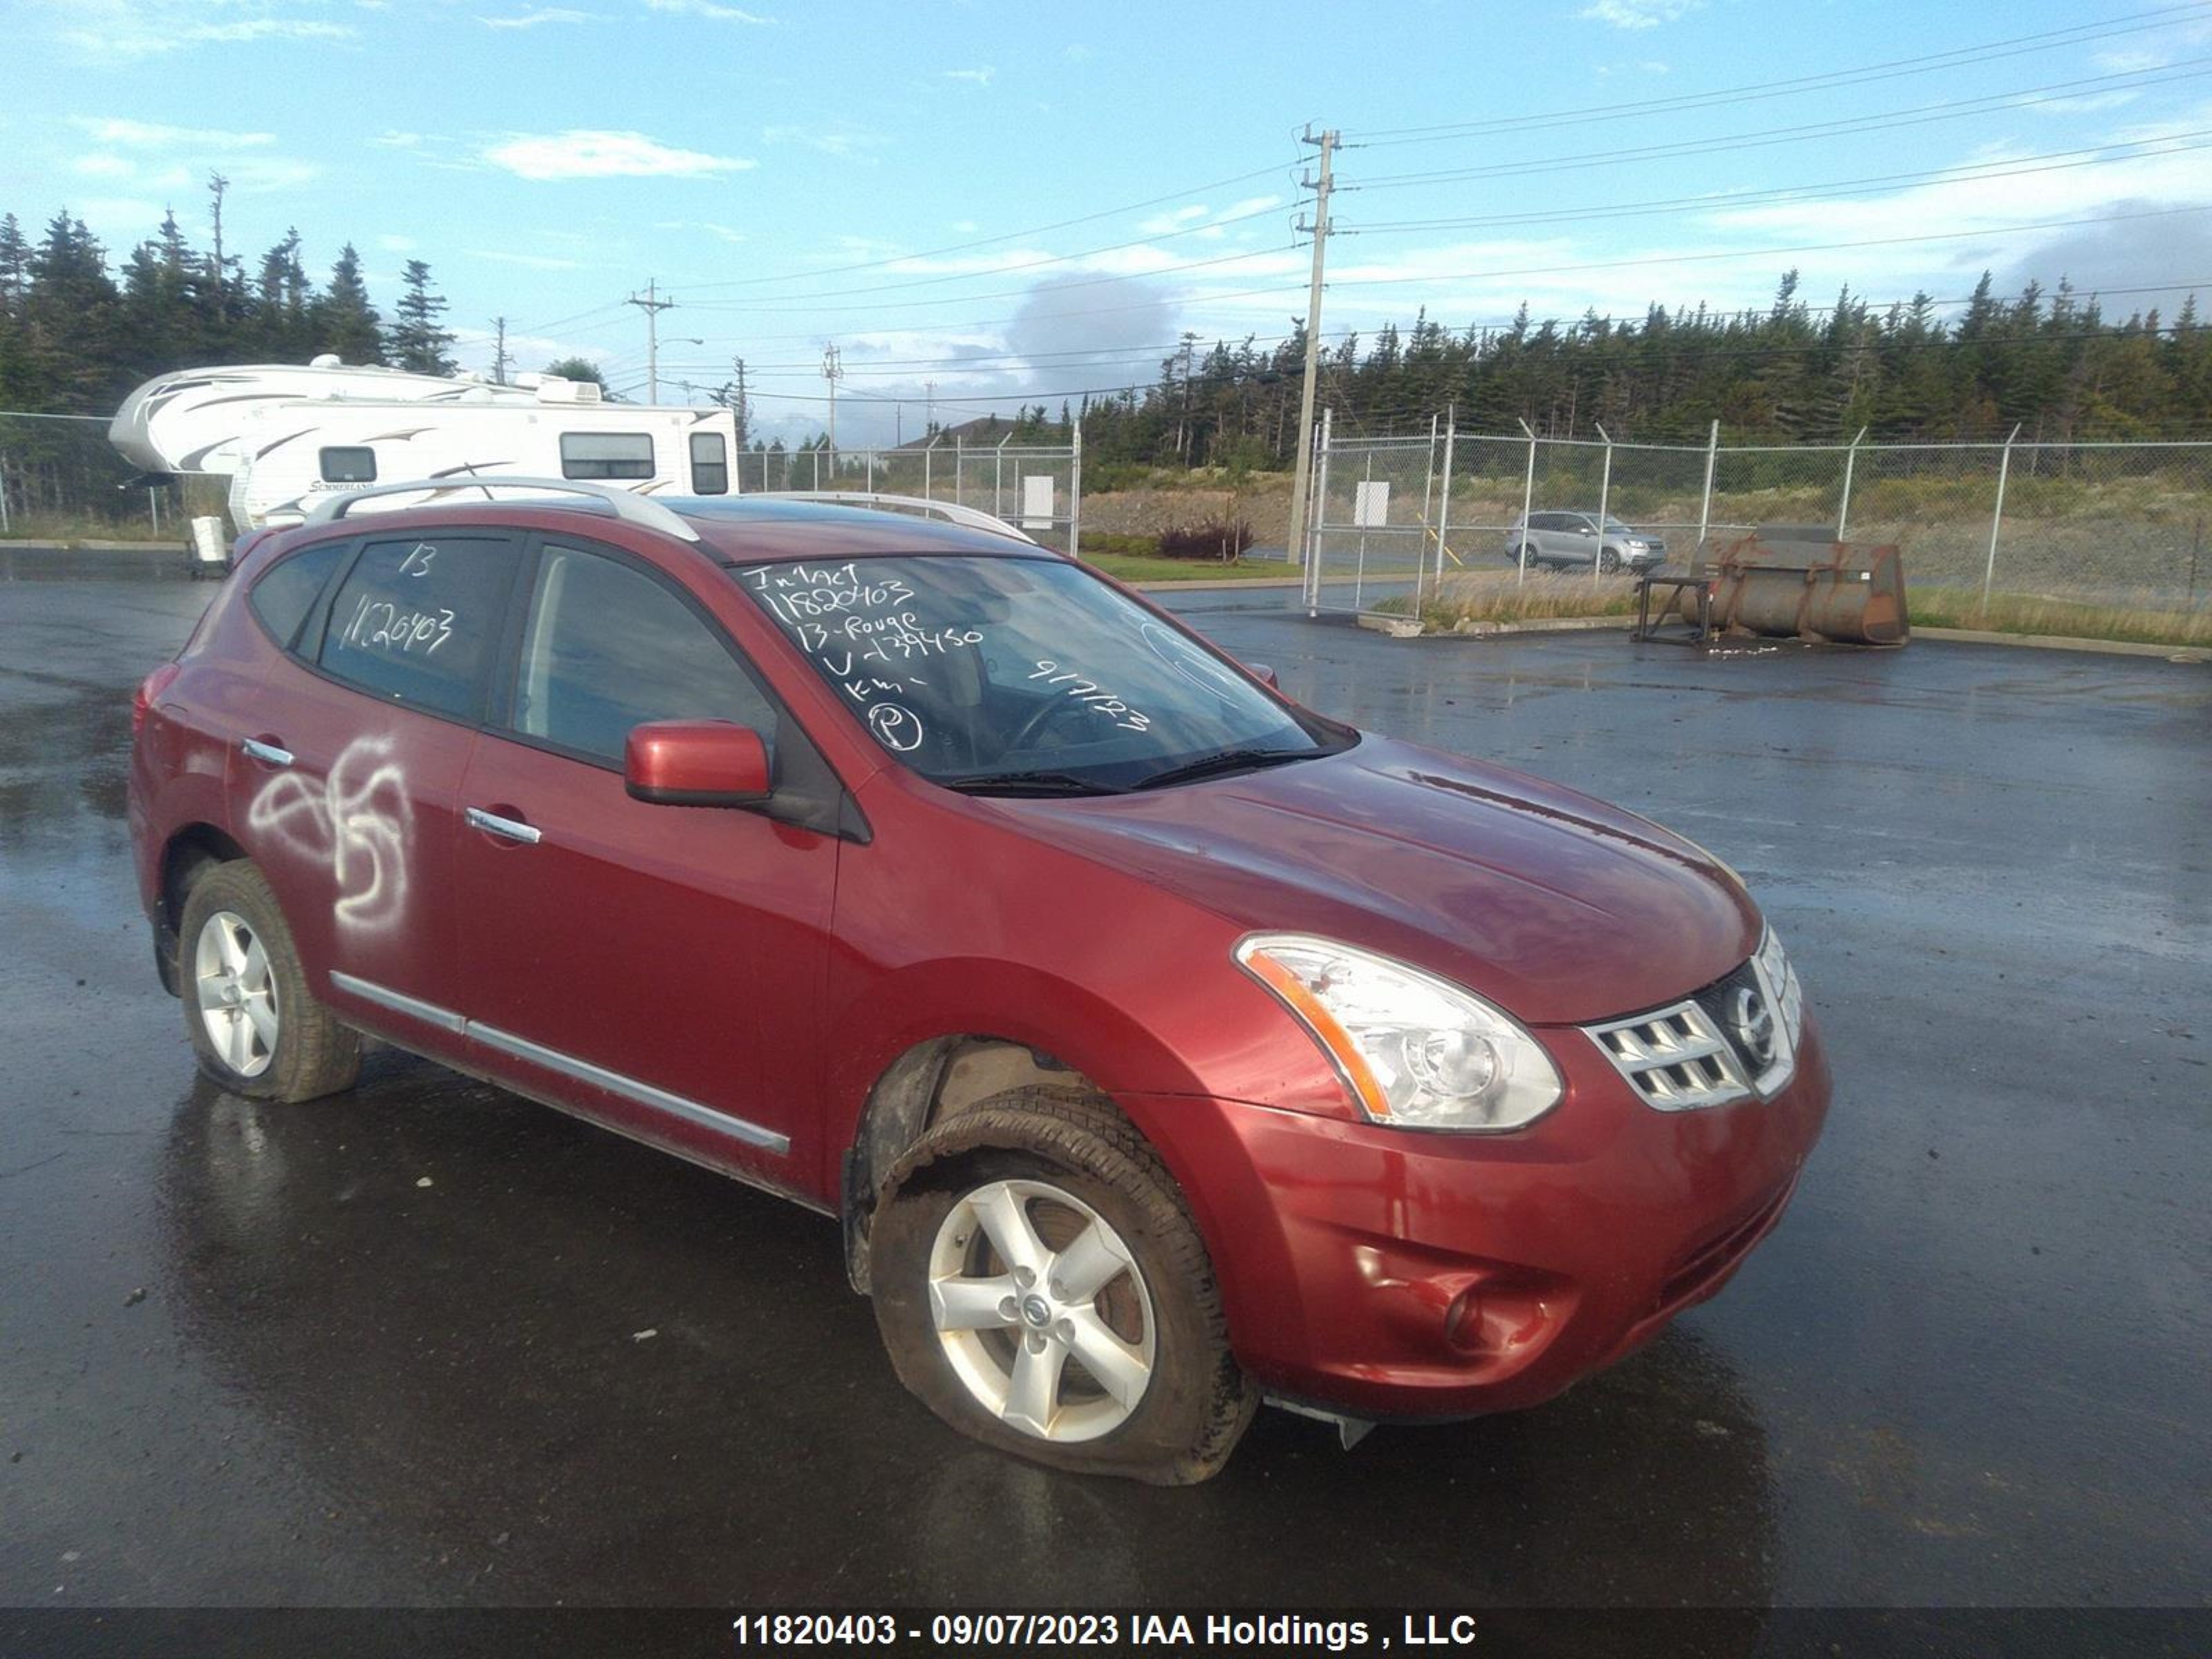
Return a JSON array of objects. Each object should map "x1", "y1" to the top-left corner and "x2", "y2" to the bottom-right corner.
[
  {"x1": 758, "y1": 491, "x2": 1037, "y2": 545},
  {"x1": 301, "y1": 476, "x2": 700, "y2": 542}
]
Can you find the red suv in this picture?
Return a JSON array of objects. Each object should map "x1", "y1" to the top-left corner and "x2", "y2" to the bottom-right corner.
[{"x1": 129, "y1": 481, "x2": 1828, "y2": 1483}]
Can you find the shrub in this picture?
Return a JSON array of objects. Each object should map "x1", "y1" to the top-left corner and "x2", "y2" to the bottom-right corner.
[{"x1": 1156, "y1": 518, "x2": 1255, "y2": 561}]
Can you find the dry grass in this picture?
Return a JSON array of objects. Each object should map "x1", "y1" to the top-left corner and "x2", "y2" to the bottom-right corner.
[
  {"x1": 1385, "y1": 571, "x2": 2212, "y2": 649},
  {"x1": 1382, "y1": 570, "x2": 1642, "y2": 628},
  {"x1": 1907, "y1": 587, "x2": 2212, "y2": 648}
]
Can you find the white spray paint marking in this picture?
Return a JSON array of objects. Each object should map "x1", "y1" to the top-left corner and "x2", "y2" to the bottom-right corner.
[{"x1": 247, "y1": 734, "x2": 414, "y2": 932}]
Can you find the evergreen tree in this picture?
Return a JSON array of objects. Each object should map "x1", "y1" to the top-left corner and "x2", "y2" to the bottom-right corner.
[
  {"x1": 312, "y1": 244, "x2": 383, "y2": 364},
  {"x1": 386, "y1": 259, "x2": 456, "y2": 375}
]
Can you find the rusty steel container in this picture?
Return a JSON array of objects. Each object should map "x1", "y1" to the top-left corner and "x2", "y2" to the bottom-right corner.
[{"x1": 1688, "y1": 529, "x2": 1910, "y2": 646}]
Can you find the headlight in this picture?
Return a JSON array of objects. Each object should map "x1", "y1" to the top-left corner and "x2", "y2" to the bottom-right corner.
[{"x1": 1235, "y1": 933, "x2": 1563, "y2": 1132}]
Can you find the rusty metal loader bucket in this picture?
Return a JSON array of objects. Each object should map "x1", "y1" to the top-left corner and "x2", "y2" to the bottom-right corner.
[{"x1": 1691, "y1": 529, "x2": 1910, "y2": 646}]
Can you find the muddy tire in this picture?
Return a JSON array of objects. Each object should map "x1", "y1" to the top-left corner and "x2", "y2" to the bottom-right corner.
[
  {"x1": 178, "y1": 860, "x2": 361, "y2": 1103},
  {"x1": 870, "y1": 1089, "x2": 1254, "y2": 1484}
]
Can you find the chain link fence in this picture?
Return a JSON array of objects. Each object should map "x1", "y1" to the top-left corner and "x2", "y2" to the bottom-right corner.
[
  {"x1": 732, "y1": 435, "x2": 1083, "y2": 554},
  {"x1": 1302, "y1": 418, "x2": 2212, "y2": 616},
  {"x1": 0, "y1": 411, "x2": 1083, "y2": 554}
]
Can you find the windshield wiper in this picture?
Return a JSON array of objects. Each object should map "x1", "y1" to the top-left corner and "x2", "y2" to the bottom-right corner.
[
  {"x1": 1134, "y1": 747, "x2": 1317, "y2": 791},
  {"x1": 939, "y1": 769, "x2": 1129, "y2": 797}
]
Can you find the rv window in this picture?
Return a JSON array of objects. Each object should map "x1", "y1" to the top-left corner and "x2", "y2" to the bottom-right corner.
[
  {"x1": 689, "y1": 431, "x2": 729, "y2": 496},
  {"x1": 318, "y1": 534, "x2": 522, "y2": 720},
  {"x1": 319, "y1": 447, "x2": 377, "y2": 484},
  {"x1": 561, "y1": 432, "x2": 655, "y2": 480},
  {"x1": 510, "y1": 543, "x2": 774, "y2": 763}
]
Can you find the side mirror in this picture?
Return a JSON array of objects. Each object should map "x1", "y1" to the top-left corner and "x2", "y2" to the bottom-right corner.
[
  {"x1": 1246, "y1": 662, "x2": 1281, "y2": 691},
  {"x1": 625, "y1": 720, "x2": 772, "y2": 808},
  {"x1": 1577, "y1": 524, "x2": 1595, "y2": 536}
]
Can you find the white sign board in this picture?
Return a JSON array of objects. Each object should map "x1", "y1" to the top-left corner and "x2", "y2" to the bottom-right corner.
[
  {"x1": 1353, "y1": 480, "x2": 1391, "y2": 527},
  {"x1": 1021, "y1": 474, "x2": 1056, "y2": 530}
]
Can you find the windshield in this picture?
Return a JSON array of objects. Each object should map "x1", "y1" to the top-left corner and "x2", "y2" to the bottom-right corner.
[
  {"x1": 738, "y1": 554, "x2": 1340, "y2": 791},
  {"x1": 1602, "y1": 516, "x2": 1637, "y2": 532}
]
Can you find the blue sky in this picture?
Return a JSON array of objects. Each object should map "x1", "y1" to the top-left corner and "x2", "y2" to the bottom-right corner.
[{"x1": 9, "y1": 0, "x2": 2212, "y2": 445}]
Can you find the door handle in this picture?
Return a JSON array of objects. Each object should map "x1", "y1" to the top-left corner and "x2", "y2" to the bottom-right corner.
[
  {"x1": 466, "y1": 807, "x2": 542, "y2": 845},
  {"x1": 241, "y1": 738, "x2": 294, "y2": 767}
]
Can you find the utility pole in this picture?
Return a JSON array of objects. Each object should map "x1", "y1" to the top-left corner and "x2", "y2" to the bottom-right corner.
[
  {"x1": 1286, "y1": 125, "x2": 1337, "y2": 574},
  {"x1": 491, "y1": 316, "x2": 512, "y2": 385},
  {"x1": 823, "y1": 342, "x2": 843, "y2": 451},
  {"x1": 925, "y1": 379, "x2": 936, "y2": 433},
  {"x1": 626, "y1": 279, "x2": 677, "y2": 402},
  {"x1": 732, "y1": 356, "x2": 749, "y2": 446},
  {"x1": 1175, "y1": 332, "x2": 1199, "y2": 465}
]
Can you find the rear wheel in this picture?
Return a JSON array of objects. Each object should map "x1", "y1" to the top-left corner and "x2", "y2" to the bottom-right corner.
[
  {"x1": 179, "y1": 861, "x2": 360, "y2": 1102},
  {"x1": 869, "y1": 1089, "x2": 1254, "y2": 1483}
]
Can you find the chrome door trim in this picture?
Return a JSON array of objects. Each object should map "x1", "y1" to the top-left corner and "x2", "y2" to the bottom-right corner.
[
  {"x1": 329, "y1": 971, "x2": 466, "y2": 1033},
  {"x1": 326, "y1": 974, "x2": 790, "y2": 1158},
  {"x1": 241, "y1": 738, "x2": 294, "y2": 767},
  {"x1": 471, "y1": 1021, "x2": 791, "y2": 1155},
  {"x1": 465, "y1": 807, "x2": 542, "y2": 845}
]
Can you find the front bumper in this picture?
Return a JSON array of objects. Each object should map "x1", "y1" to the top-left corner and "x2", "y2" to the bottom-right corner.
[{"x1": 1128, "y1": 1016, "x2": 1829, "y2": 1421}]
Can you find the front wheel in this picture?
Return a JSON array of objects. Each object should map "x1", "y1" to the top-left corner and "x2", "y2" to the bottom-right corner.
[
  {"x1": 1598, "y1": 546, "x2": 1622, "y2": 574},
  {"x1": 869, "y1": 1090, "x2": 1254, "y2": 1483},
  {"x1": 178, "y1": 861, "x2": 360, "y2": 1102}
]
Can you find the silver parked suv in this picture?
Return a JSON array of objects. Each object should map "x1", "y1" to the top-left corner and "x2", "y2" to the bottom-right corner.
[{"x1": 1506, "y1": 512, "x2": 1666, "y2": 574}]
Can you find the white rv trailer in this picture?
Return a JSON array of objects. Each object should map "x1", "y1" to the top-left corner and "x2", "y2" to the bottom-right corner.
[
  {"x1": 109, "y1": 357, "x2": 739, "y2": 530},
  {"x1": 214, "y1": 394, "x2": 738, "y2": 528},
  {"x1": 110, "y1": 357, "x2": 541, "y2": 476}
]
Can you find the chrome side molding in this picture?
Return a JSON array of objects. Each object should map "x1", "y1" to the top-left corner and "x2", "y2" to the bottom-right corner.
[{"x1": 324, "y1": 973, "x2": 788, "y2": 1155}]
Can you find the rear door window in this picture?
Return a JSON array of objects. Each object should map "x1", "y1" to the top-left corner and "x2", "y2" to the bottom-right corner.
[{"x1": 317, "y1": 534, "x2": 522, "y2": 719}]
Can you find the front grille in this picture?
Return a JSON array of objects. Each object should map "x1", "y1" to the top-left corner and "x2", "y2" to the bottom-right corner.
[{"x1": 1583, "y1": 929, "x2": 1803, "y2": 1112}]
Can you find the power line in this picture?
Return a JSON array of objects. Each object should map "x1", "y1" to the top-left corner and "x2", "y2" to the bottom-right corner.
[
  {"x1": 1354, "y1": 4, "x2": 2212, "y2": 146},
  {"x1": 1349, "y1": 59, "x2": 2212, "y2": 194},
  {"x1": 1322, "y1": 203, "x2": 2212, "y2": 296},
  {"x1": 1337, "y1": 134, "x2": 2212, "y2": 237}
]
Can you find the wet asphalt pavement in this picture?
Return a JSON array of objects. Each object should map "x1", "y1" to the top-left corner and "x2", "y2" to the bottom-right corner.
[{"x1": 1, "y1": 577, "x2": 2207, "y2": 1622}]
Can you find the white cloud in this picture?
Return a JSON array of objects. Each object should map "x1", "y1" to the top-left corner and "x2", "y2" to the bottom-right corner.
[
  {"x1": 1577, "y1": 0, "x2": 1696, "y2": 29},
  {"x1": 480, "y1": 6, "x2": 594, "y2": 26},
  {"x1": 1137, "y1": 204, "x2": 1212, "y2": 235},
  {"x1": 482, "y1": 129, "x2": 756, "y2": 180},
  {"x1": 76, "y1": 118, "x2": 278, "y2": 150},
  {"x1": 74, "y1": 155, "x2": 138, "y2": 179},
  {"x1": 762, "y1": 124, "x2": 885, "y2": 158},
  {"x1": 657, "y1": 219, "x2": 749, "y2": 243},
  {"x1": 35, "y1": 0, "x2": 359, "y2": 55},
  {"x1": 2094, "y1": 48, "x2": 2170, "y2": 75},
  {"x1": 374, "y1": 131, "x2": 424, "y2": 149},
  {"x1": 377, "y1": 234, "x2": 418, "y2": 252},
  {"x1": 944, "y1": 66, "x2": 995, "y2": 86},
  {"x1": 643, "y1": 0, "x2": 774, "y2": 20},
  {"x1": 469, "y1": 249, "x2": 592, "y2": 269}
]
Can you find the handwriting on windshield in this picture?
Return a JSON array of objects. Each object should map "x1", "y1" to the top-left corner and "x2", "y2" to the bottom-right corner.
[
  {"x1": 1029, "y1": 661, "x2": 1152, "y2": 732},
  {"x1": 744, "y1": 560, "x2": 982, "y2": 751}
]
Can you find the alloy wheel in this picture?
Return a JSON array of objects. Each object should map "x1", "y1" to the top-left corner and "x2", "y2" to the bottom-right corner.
[
  {"x1": 926, "y1": 1178, "x2": 1156, "y2": 1443},
  {"x1": 193, "y1": 909, "x2": 279, "y2": 1079}
]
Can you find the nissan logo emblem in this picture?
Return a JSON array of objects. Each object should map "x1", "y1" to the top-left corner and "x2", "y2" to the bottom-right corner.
[{"x1": 1732, "y1": 986, "x2": 1777, "y2": 1067}]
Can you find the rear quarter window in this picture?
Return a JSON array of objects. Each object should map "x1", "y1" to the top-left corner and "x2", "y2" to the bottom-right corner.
[
  {"x1": 247, "y1": 540, "x2": 350, "y2": 650},
  {"x1": 317, "y1": 534, "x2": 521, "y2": 719}
]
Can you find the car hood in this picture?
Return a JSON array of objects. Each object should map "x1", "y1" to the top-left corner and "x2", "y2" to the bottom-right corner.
[{"x1": 1016, "y1": 736, "x2": 1759, "y2": 1027}]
